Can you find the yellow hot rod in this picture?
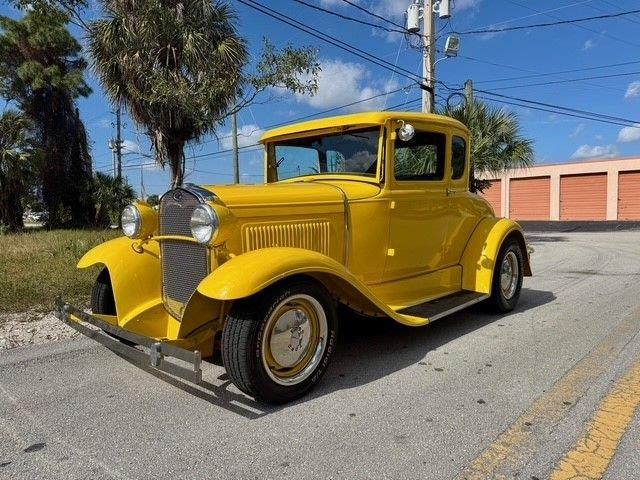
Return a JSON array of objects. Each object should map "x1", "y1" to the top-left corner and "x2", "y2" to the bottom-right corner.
[{"x1": 56, "y1": 111, "x2": 531, "y2": 403}]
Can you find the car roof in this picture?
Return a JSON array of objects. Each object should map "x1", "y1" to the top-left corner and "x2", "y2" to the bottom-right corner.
[{"x1": 259, "y1": 111, "x2": 469, "y2": 143}]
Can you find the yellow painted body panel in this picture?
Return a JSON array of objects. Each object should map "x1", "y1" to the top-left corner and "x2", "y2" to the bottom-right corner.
[
  {"x1": 73, "y1": 111, "x2": 531, "y2": 351},
  {"x1": 460, "y1": 217, "x2": 531, "y2": 294}
]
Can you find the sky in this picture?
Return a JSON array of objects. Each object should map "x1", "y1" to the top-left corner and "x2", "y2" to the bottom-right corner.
[{"x1": 2, "y1": 0, "x2": 640, "y2": 196}]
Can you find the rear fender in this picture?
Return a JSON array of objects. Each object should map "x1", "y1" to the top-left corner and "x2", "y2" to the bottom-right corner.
[{"x1": 460, "y1": 217, "x2": 532, "y2": 294}]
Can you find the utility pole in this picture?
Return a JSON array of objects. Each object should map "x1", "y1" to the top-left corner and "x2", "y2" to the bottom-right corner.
[
  {"x1": 408, "y1": 0, "x2": 454, "y2": 113},
  {"x1": 115, "y1": 104, "x2": 123, "y2": 182},
  {"x1": 422, "y1": 0, "x2": 436, "y2": 113},
  {"x1": 464, "y1": 79, "x2": 474, "y2": 106},
  {"x1": 231, "y1": 110, "x2": 240, "y2": 184}
]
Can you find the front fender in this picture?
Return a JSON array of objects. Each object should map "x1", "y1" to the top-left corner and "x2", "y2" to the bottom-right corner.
[
  {"x1": 197, "y1": 248, "x2": 426, "y2": 326},
  {"x1": 77, "y1": 237, "x2": 163, "y2": 330},
  {"x1": 197, "y1": 247, "x2": 363, "y2": 300},
  {"x1": 460, "y1": 217, "x2": 532, "y2": 294}
]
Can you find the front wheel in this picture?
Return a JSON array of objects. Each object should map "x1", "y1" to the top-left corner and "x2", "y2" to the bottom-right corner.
[
  {"x1": 489, "y1": 238, "x2": 524, "y2": 313},
  {"x1": 221, "y1": 279, "x2": 338, "y2": 404}
]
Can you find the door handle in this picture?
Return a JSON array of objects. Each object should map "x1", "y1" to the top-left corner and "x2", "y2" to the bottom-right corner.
[{"x1": 446, "y1": 188, "x2": 453, "y2": 196}]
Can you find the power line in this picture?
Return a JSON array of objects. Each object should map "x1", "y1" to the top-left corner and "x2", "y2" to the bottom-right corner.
[
  {"x1": 474, "y1": 60, "x2": 640, "y2": 84},
  {"x1": 455, "y1": 54, "x2": 628, "y2": 94},
  {"x1": 469, "y1": 0, "x2": 597, "y2": 31},
  {"x1": 456, "y1": 8, "x2": 640, "y2": 35},
  {"x1": 115, "y1": 91, "x2": 426, "y2": 170},
  {"x1": 236, "y1": 0, "x2": 422, "y2": 83},
  {"x1": 194, "y1": 84, "x2": 414, "y2": 147},
  {"x1": 471, "y1": 88, "x2": 640, "y2": 126},
  {"x1": 501, "y1": 0, "x2": 640, "y2": 48},
  {"x1": 475, "y1": 95, "x2": 639, "y2": 129},
  {"x1": 336, "y1": 0, "x2": 407, "y2": 31},
  {"x1": 290, "y1": 0, "x2": 414, "y2": 38},
  {"x1": 485, "y1": 70, "x2": 640, "y2": 92}
]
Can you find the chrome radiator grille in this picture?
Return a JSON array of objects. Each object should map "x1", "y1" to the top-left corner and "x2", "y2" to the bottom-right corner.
[{"x1": 159, "y1": 189, "x2": 209, "y2": 319}]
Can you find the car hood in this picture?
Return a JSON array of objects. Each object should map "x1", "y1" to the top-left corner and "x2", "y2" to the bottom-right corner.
[{"x1": 200, "y1": 180, "x2": 381, "y2": 208}]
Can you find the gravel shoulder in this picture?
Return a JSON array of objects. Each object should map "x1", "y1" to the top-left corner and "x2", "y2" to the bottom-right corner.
[{"x1": 0, "y1": 311, "x2": 78, "y2": 350}]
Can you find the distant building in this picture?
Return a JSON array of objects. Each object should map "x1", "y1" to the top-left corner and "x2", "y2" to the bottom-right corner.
[{"x1": 479, "y1": 157, "x2": 640, "y2": 221}]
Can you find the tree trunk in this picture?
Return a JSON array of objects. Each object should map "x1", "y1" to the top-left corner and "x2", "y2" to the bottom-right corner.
[
  {"x1": 0, "y1": 176, "x2": 25, "y2": 231},
  {"x1": 168, "y1": 138, "x2": 186, "y2": 188}
]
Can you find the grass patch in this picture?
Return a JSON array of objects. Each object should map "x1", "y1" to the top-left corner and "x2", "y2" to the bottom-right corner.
[{"x1": 0, "y1": 229, "x2": 119, "y2": 314}]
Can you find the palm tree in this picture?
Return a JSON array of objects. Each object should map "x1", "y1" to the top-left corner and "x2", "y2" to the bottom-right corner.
[
  {"x1": 89, "y1": 0, "x2": 318, "y2": 188},
  {"x1": 442, "y1": 100, "x2": 534, "y2": 192},
  {"x1": 92, "y1": 171, "x2": 135, "y2": 226},
  {"x1": 89, "y1": 0, "x2": 247, "y2": 188},
  {"x1": 0, "y1": 110, "x2": 34, "y2": 231}
]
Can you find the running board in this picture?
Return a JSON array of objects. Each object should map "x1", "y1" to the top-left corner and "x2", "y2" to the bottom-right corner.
[{"x1": 397, "y1": 290, "x2": 489, "y2": 321}]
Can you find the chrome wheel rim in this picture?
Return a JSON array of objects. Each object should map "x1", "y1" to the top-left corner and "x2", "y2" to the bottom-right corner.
[
  {"x1": 261, "y1": 294, "x2": 328, "y2": 386},
  {"x1": 500, "y1": 251, "x2": 519, "y2": 300}
]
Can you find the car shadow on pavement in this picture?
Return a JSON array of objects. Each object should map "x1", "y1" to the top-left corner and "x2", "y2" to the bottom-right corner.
[
  {"x1": 294, "y1": 287, "x2": 556, "y2": 406},
  {"x1": 106, "y1": 287, "x2": 555, "y2": 417}
]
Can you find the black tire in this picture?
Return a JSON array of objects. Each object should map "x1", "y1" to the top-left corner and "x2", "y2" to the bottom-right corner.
[
  {"x1": 221, "y1": 278, "x2": 338, "y2": 404},
  {"x1": 91, "y1": 268, "x2": 134, "y2": 346},
  {"x1": 91, "y1": 268, "x2": 116, "y2": 315},
  {"x1": 489, "y1": 237, "x2": 524, "y2": 313}
]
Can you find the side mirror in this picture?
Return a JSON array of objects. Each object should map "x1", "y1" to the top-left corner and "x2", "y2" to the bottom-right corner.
[{"x1": 398, "y1": 122, "x2": 415, "y2": 142}]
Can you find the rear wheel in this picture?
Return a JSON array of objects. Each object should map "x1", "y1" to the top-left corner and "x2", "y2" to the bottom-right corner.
[
  {"x1": 221, "y1": 279, "x2": 338, "y2": 404},
  {"x1": 489, "y1": 238, "x2": 524, "y2": 313}
]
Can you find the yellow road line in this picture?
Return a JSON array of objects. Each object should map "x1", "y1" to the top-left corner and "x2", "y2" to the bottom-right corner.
[
  {"x1": 549, "y1": 357, "x2": 640, "y2": 480},
  {"x1": 456, "y1": 307, "x2": 640, "y2": 480}
]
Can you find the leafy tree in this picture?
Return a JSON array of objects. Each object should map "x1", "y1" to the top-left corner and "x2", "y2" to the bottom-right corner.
[
  {"x1": 0, "y1": 110, "x2": 34, "y2": 231},
  {"x1": 146, "y1": 194, "x2": 159, "y2": 207},
  {"x1": 89, "y1": 0, "x2": 319, "y2": 187},
  {"x1": 0, "y1": 5, "x2": 94, "y2": 227},
  {"x1": 442, "y1": 100, "x2": 534, "y2": 192},
  {"x1": 93, "y1": 171, "x2": 135, "y2": 226}
]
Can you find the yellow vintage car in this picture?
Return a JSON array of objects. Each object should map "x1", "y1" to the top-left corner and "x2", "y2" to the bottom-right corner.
[{"x1": 56, "y1": 111, "x2": 531, "y2": 403}]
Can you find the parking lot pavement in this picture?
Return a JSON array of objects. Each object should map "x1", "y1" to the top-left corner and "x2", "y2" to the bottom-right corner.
[{"x1": 0, "y1": 230, "x2": 639, "y2": 480}]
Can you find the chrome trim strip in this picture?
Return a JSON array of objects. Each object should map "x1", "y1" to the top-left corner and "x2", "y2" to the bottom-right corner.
[
  {"x1": 315, "y1": 183, "x2": 350, "y2": 267},
  {"x1": 182, "y1": 183, "x2": 217, "y2": 202},
  {"x1": 429, "y1": 294, "x2": 490, "y2": 321}
]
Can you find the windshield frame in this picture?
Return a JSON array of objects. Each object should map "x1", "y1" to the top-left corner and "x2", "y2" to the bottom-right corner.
[{"x1": 265, "y1": 125, "x2": 385, "y2": 184}]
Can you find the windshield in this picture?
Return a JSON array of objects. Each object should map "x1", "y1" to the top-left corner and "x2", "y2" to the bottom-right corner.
[{"x1": 272, "y1": 128, "x2": 380, "y2": 181}]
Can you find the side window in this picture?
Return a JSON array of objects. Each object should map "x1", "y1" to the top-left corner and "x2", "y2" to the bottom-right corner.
[
  {"x1": 394, "y1": 131, "x2": 446, "y2": 181},
  {"x1": 452, "y1": 136, "x2": 467, "y2": 180}
]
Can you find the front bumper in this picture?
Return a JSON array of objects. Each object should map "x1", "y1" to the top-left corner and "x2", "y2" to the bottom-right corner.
[{"x1": 54, "y1": 298, "x2": 202, "y2": 383}]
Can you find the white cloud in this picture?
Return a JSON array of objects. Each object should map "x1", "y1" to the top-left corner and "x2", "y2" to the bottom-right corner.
[
  {"x1": 569, "y1": 123, "x2": 585, "y2": 138},
  {"x1": 295, "y1": 58, "x2": 398, "y2": 111},
  {"x1": 220, "y1": 124, "x2": 264, "y2": 150},
  {"x1": 571, "y1": 144, "x2": 618, "y2": 159},
  {"x1": 121, "y1": 139, "x2": 142, "y2": 155},
  {"x1": 454, "y1": 0, "x2": 482, "y2": 11},
  {"x1": 595, "y1": 134, "x2": 604, "y2": 141},
  {"x1": 583, "y1": 39, "x2": 595, "y2": 51},
  {"x1": 625, "y1": 81, "x2": 640, "y2": 99},
  {"x1": 617, "y1": 124, "x2": 640, "y2": 143}
]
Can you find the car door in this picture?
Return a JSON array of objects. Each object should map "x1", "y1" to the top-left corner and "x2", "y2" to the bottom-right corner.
[
  {"x1": 382, "y1": 126, "x2": 449, "y2": 281},
  {"x1": 442, "y1": 132, "x2": 484, "y2": 265}
]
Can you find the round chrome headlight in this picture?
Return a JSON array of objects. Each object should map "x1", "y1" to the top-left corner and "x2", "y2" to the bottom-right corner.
[
  {"x1": 121, "y1": 204, "x2": 141, "y2": 238},
  {"x1": 190, "y1": 204, "x2": 219, "y2": 244}
]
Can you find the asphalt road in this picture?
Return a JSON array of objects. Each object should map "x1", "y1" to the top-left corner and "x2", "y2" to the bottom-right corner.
[{"x1": 1, "y1": 230, "x2": 640, "y2": 480}]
